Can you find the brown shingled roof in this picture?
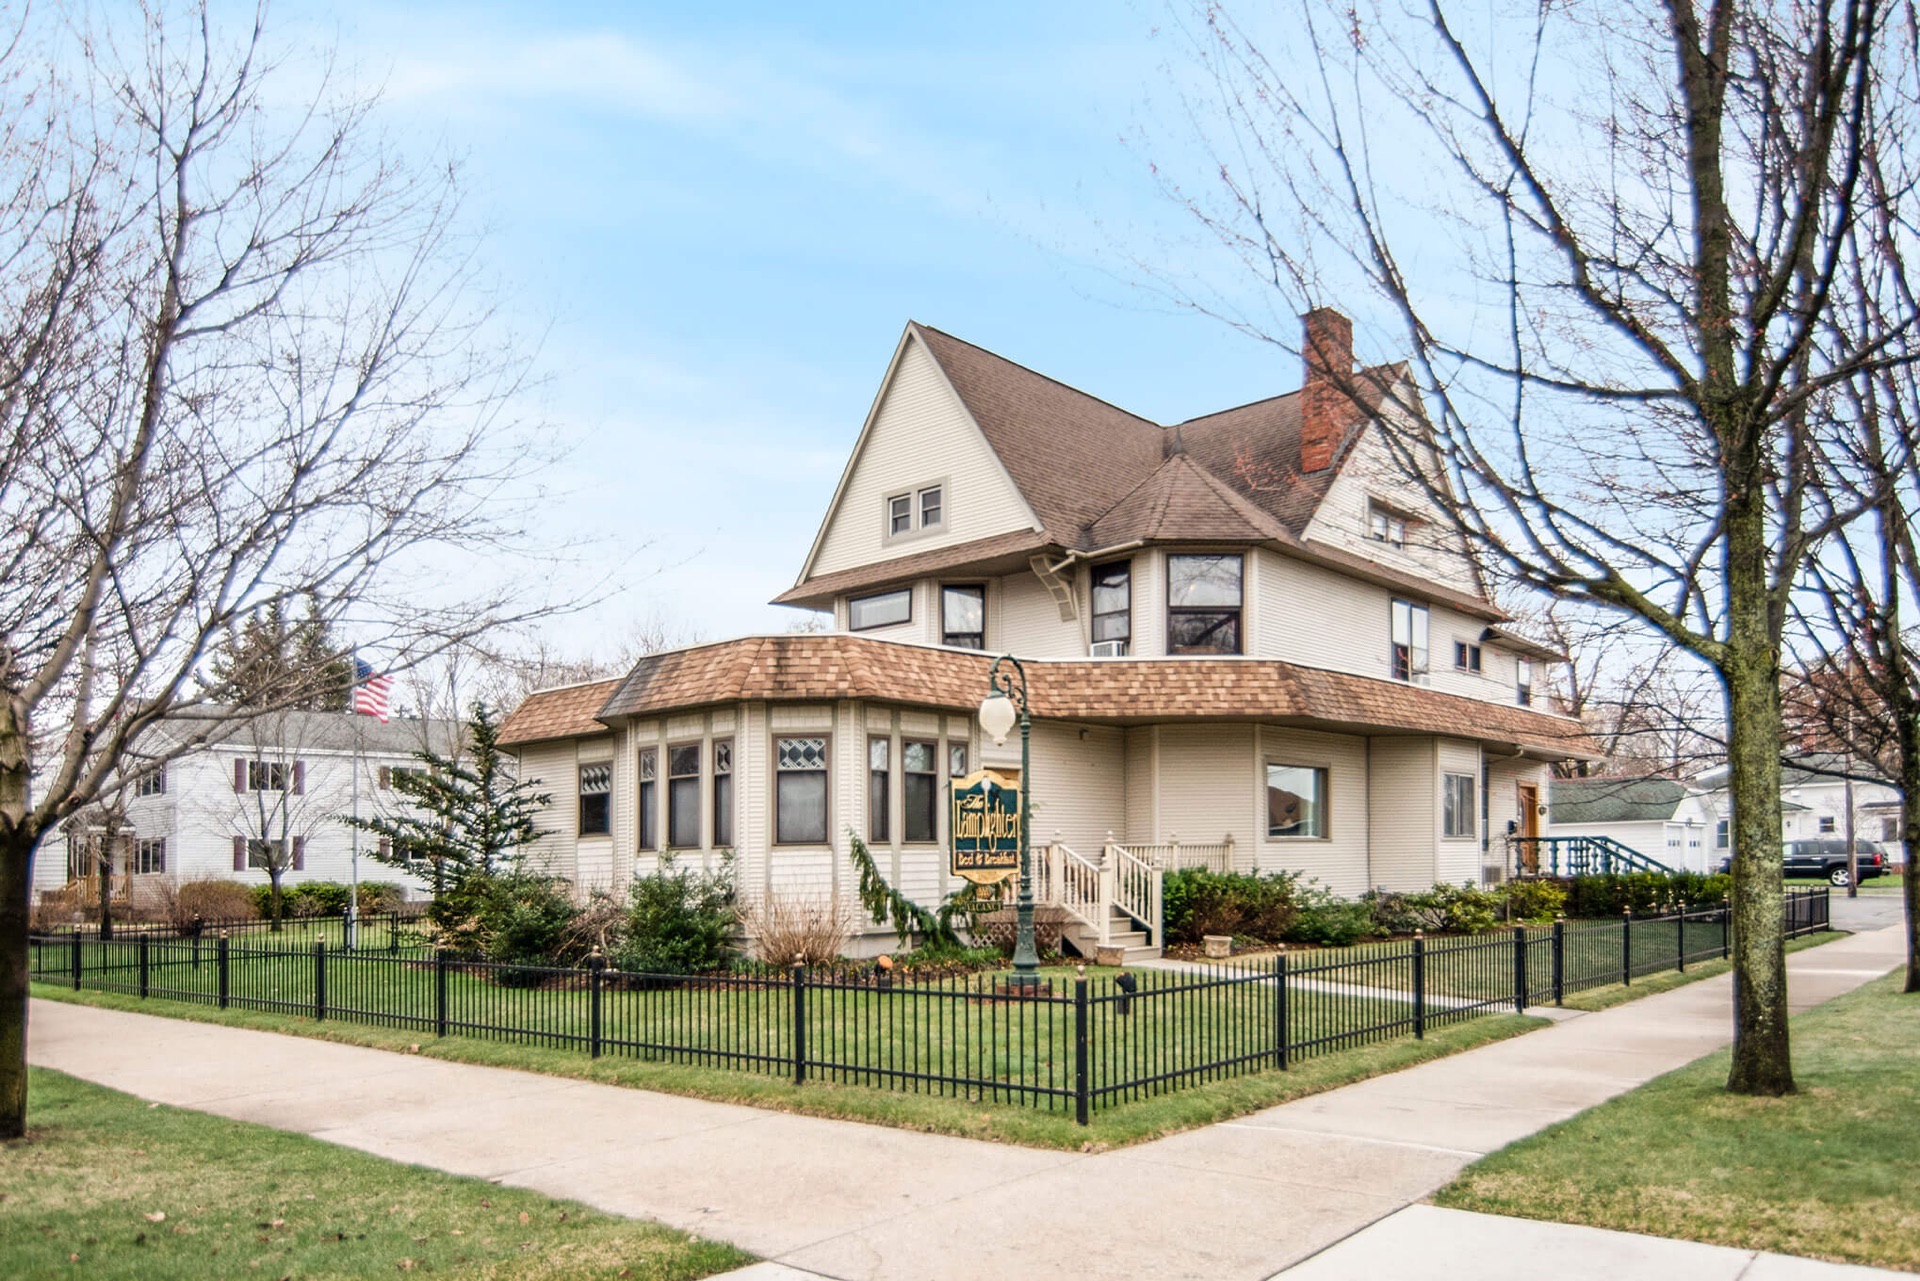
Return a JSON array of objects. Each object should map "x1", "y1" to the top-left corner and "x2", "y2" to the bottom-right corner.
[
  {"x1": 770, "y1": 529, "x2": 1050, "y2": 608},
  {"x1": 497, "y1": 678, "x2": 623, "y2": 746},
  {"x1": 540, "y1": 635, "x2": 1599, "y2": 759}
]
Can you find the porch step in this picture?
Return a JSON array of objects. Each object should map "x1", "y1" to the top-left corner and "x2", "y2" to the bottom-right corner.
[{"x1": 1060, "y1": 911, "x2": 1161, "y2": 964}]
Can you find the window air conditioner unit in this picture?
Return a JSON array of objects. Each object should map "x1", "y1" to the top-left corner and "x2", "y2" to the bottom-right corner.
[
  {"x1": 1090, "y1": 640, "x2": 1128, "y2": 658},
  {"x1": 1412, "y1": 672, "x2": 1432, "y2": 687}
]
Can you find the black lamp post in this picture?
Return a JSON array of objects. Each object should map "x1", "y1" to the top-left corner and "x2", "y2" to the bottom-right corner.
[{"x1": 979, "y1": 654, "x2": 1039, "y2": 987}]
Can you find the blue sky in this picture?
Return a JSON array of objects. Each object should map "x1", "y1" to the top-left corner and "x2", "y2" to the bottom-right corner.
[{"x1": 277, "y1": 0, "x2": 1299, "y2": 652}]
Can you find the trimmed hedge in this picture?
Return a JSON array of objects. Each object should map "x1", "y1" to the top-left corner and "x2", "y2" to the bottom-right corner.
[{"x1": 1560, "y1": 871, "x2": 1733, "y2": 918}]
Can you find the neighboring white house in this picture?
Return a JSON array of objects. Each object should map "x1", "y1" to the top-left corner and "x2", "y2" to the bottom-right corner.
[
  {"x1": 500, "y1": 310, "x2": 1600, "y2": 957},
  {"x1": 1546, "y1": 777, "x2": 1722, "y2": 873},
  {"x1": 38, "y1": 707, "x2": 460, "y2": 906},
  {"x1": 1694, "y1": 753, "x2": 1908, "y2": 869}
]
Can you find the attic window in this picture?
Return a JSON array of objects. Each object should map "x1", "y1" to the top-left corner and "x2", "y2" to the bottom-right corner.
[
  {"x1": 1367, "y1": 500, "x2": 1408, "y2": 547},
  {"x1": 885, "y1": 484, "x2": 945, "y2": 539}
]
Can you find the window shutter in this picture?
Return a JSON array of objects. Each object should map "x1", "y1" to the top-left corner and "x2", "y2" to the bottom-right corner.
[
  {"x1": 232, "y1": 836, "x2": 246, "y2": 871},
  {"x1": 379, "y1": 766, "x2": 391, "y2": 790},
  {"x1": 292, "y1": 836, "x2": 306, "y2": 871},
  {"x1": 292, "y1": 761, "x2": 306, "y2": 795},
  {"x1": 234, "y1": 758, "x2": 247, "y2": 792}
]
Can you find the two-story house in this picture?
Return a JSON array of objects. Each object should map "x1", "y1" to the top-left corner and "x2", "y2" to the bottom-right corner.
[
  {"x1": 38, "y1": 707, "x2": 457, "y2": 908},
  {"x1": 499, "y1": 310, "x2": 1598, "y2": 957}
]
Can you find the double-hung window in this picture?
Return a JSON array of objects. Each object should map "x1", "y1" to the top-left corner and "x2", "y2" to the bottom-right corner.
[
  {"x1": 1442, "y1": 773, "x2": 1477, "y2": 838},
  {"x1": 1267, "y1": 764, "x2": 1327, "y2": 838},
  {"x1": 1453, "y1": 641, "x2": 1482, "y2": 673},
  {"x1": 1716, "y1": 818, "x2": 1730, "y2": 850},
  {"x1": 888, "y1": 494, "x2": 912, "y2": 536},
  {"x1": 1167, "y1": 554, "x2": 1244, "y2": 655},
  {"x1": 578, "y1": 763, "x2": 612, "y2": 836},
  {"x1": 849, "y1": 589, "x2": 911, "y2": 631},
  {"x1": 1390, "y1": 599, "x2": 1430, "y2": 681},
  {"x1": 712, "y1": 740, "x2": 734, "y2": 847},
  {"x1": 667, "y1": 744, "x2": 701, "y2": 848},
  {"x1": 942, "y1": 584, "x2": 985, "y2": 649},
  {"x1": 885, "y1": 485, "x2": 944, "y2": 536},
  {"x1": 919, "y1": 485, "x2": 943, "y2": 529},
  {"x1": 1367, "y1": 501, "x2": 1407, "y2": 547},
  {"x1": 903, "y1": 740, "x2": 938, "y2": 843},
  {"x1": 636, "y1": 749, "x2": 657, "y2": 850},
  {"x1": 1091, "y1": 561, "x2": 1131, "y2": 653},
  {"x1": 246, "y1": 760, "x2": 288, "y2": 791},
  {"x1": 868, "y1": 738, "x2": 891, "y2": 843},
  {"x1": 775, "y1": 737, "x2": 829, "y2": 844},
  {"x1": 1516, "y1": 660, "x2": 1534, "y2": 706},
  {"x1": 247, "y1": 838, "x2": 288, "y2": 869},
  {"x1": 135, "y1": 769, "x2": 165, "y2": 797},
  {"x1": 133, "y1": 837, "x2": 166, "y2": 874}
]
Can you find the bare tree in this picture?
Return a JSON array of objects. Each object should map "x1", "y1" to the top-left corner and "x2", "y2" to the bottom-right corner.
[
  {"x1": 1525, "y1": 603, "x2": 1725, "y2": 779},
  {"x1": 1151, "y1": 0, "x2": 1913, "y2": 1093},
  {"x1": 0, "y1": 4, "x2": 566, "y2": 1137}
]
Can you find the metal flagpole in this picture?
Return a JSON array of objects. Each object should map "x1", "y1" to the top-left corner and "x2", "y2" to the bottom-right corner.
[{"x1": 348, "y1": 659, "x2": 363, "y2": 950}]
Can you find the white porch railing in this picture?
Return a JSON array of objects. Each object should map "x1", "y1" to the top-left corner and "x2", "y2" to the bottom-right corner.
[
  {"x1": 1112, "y1": 833, "x2": 1237, "y2": 874},
  {"x1": 1033, "y1": 837, "x2": 1172, "y2": 951}
]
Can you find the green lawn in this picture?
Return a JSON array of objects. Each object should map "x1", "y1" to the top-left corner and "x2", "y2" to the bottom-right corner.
[
  {"x1": 32, "y1": 981, "x2": 1544, "y2": 1150},
  {"x1": 1788, "y1": 870, "x2": 1905, "y2": 895},
  {"x1": 1, "y1": 1068, "x2": 750, "y2": 1281},
  {"x1": 1435, "y1": 970, "x2": 1920, "y2": 1272}
]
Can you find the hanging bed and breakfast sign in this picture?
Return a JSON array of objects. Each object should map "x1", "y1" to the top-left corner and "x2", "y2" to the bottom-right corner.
[{"x1": 949, "y1": 768, "x2": 1021, "y2": 884}]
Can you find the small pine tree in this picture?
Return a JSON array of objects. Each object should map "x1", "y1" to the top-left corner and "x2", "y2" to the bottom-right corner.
[{"x1": 344, "y1": 703, "x2": 551, "y2": 929}]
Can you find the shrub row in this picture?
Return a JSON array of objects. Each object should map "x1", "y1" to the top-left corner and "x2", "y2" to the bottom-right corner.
[
  {"x1": 248, "y1": 881, "x2": 407, "y2": 920},
  {"x1": 1558, "y1": 871, "x2": 1733, "y2": 918}
]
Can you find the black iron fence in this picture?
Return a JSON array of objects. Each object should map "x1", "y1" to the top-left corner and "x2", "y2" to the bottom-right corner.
[
  {"x1": 30, "y1": 910, "x2": 425, "y2": 950},
  {"x1": 31, "y1": 888, "x2": 1829, "y2": 1125}
]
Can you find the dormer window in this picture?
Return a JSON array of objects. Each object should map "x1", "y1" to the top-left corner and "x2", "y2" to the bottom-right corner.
[
  {"x1": 1367, "y1": 500, "x2": 1408, "y2": 547},
  {"x1": 885, "y1": 483, "x2": 945, "y2": 539}
]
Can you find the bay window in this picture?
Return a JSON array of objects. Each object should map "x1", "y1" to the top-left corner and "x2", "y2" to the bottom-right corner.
[
  {"x1": 668, "y1": 744, "x2": 701, "y2": 848},
  {"x1": 712, "y1": 739, "x2": 734, "y2": 847},
  {"x1": 578, "y1": 762, "x2": 612, "y2": 836},
  {"x1": 904, "y1": 740, "x2": 938, "y2": 843},
  {"x1": 868, "y1": 738, "x2": 890, "y2": 842},
  {"x1": 849, "y1": 589, "x2": 911, "y2": 631},
  {"x1": 1091, "y1": 560, "x2": 1131, "y2": 653},
  {"x1": 637, "y1": 748, "x2": 657, "y2": 850}
]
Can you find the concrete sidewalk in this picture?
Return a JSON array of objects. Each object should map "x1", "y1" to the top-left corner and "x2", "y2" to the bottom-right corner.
[{"x1": 26, "y1": 924, "x2": 1906, "y2": 1281}]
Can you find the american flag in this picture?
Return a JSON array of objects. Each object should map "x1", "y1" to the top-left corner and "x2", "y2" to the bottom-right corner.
[{"x1": 352, "y1": 658, "x2": 394, "y2": 722}]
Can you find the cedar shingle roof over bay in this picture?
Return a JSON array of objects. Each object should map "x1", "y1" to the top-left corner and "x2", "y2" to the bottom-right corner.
[
  {"x1": 507, "y1": 635, "x2": 1601, "y2": 759},
  {"x1": 497, "y1": 679, "x2": 623, "y2": 746}
]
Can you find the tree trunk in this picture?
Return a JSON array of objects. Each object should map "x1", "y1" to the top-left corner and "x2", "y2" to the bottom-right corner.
[
  {"x1": 1723, "y1": 597, "x2": 1795, "y2": 1094},
  {"x1": 1897, "y1": 693, "x2": 1920, "y2": 993},
  {"x1": 0, "y1": 696, "x2": 36, "y2": 1140},
  {"x1": 269, "y1": 868, "x2": 283, "y2": 933}
]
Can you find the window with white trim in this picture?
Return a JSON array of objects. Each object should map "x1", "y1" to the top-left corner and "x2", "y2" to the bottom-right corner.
[
  {"x1": 668, "y1": 744, "x2": 701, "y2": 848},
  {"x1": 919, "y1": 485, "x2": 943, "y2": 529},
  {"x1": 578, "y1": 762, "x2": 612, "y2": 836},
  {"x1": 1442, "y1": 773, "x2": 1476, "y2": 838},
  {"x1": 1167, "y1": 554, "x2": 1243, "y2": 655},
  {"x1": 1453, "y1": 641, "x2": 1482, "y2": 673},
  {"x1": 637, "y1": 749, "x2": 657, "y2": 850},
  {"x1": 1391, "y1": 600, "x2": 1430, "y2": 681},
  {"x1": 775, "y1": 737, "x2": 829, "y2": 844},
  {"x1": 1367, "y1": 501, "x2": 1407, "y2": 547},
  {"x1": 903, "y1": 740, "x2": 938, "y2": 843},
  {"x1": 135, "y1": 768, "x2": 166, "y2": 797},
  {"x1": 712, "y1": 739, "x2": 734, "y2": 848},
  {"x1": 1091, "y1": 561, "x2": 1131, "y2": 653},
  {"x1": 133, "y1": 837, "x2": 166, "y2": 874},
  {"x1": 1267, "y1": 764, "x2": 1327, "y2": 838},
  {"x1": 849, "y1": 589, "x2": 911, "y2": 631},
  {"x1": 1516, "y1": 659, "x2": 1534, "y2": 706},
  {"x1": 884, "y1": 484, "x2": 945, "y2": 537}
]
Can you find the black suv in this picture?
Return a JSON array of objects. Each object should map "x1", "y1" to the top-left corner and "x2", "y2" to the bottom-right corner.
[{"x1": 1716, "y1": 838, "x2": 1887, "y2": 886}]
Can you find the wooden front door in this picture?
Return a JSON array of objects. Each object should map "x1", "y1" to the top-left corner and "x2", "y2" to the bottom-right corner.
[{"x1": 1516, "y1": 782, "x2": 1541, "y2": 872}]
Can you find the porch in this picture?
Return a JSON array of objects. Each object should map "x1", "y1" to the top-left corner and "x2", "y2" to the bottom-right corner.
[{"x1": 1032, "y1": 833, "x2": 1237, "y2": 962}]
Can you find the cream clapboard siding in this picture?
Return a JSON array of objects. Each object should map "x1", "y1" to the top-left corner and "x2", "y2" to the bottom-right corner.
[
  {"x1": 1124, "y1": 727, "x2": 1156, "y2": 842},
  {"x1": 810, "y1": 336, "x2": 1038, "y2": 579},
  {"x1": 517, "y1": 740, "x2": 581, "y2": 886},
  {"x1": 1255, "y1": 548, "x2": 1389, "y2": 674},
  {"x1": 1132, "y1": 551, "x2": 1168, "y2": 659},
  {"x1": 1154, "y1": 724, "x2": 1258, "y2": 855},
  {"x1": 990, "y1": 568, "x2": 1086, "y2": 656},
  {"x1": 1436, "y1": 737, "x2": 1483, "y2": 885},
  {"x1": 1303, "y1": 405, "x2": 1481, "y2": 598},
  {"x1": 1026, "y1": 722, "x2": 1125, "y2": 854},
  {"x1": 1368, "y1": 737, "x2": 1437, "y2": 890},
  {"x1": 1257, "y1": 725, "x2": 1371, "y2": 897}
]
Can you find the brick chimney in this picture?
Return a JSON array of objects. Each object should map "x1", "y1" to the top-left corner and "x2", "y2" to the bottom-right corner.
[{"x1": 1300, "y1": 307, "x2": 1355, "y2": 473}]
